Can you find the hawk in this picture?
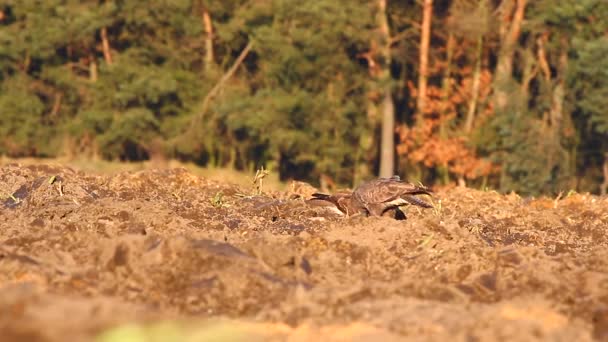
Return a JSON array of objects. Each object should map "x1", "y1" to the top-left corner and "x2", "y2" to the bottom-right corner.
[
  {"x1": 308, "y1": 190, "x2": 366, "y2": 217},
  {"x1": 352, "y1": 176, "x2": 433, "y2": 217},
  {"x1": 308, "y1": 176, "x2": 433, "y2": 218}
]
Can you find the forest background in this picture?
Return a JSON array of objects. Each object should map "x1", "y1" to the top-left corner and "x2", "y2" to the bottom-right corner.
[{"x1": 1, "y1": 0, "x2": 607, "y2": 195}]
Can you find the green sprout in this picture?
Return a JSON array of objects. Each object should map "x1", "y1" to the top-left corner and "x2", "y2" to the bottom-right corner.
[
  {"x1": 252, "y1": 166, "x2": 269, "y2": 195},
  {"x1": 2, "y1": 187, "x2": 20, "y2": 204},
  {"x1": 210, "y1": 191, "x2": 224, "y2": 208},
  {"x1": 432, "y1": 199, "x2": 443, "y2": 216},
  {"x1": 418, "y1": 233, "x2": 435, "y2": 248}
]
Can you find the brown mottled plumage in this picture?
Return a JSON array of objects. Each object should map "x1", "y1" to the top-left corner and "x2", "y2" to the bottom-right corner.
[
  {"x1": 308, "y1": 190, "x2": 366, "y2": 216},
  {"x1": 308, "y1": 176, "x2": 433, "y2": 218},
  {"x1": 352, "y1": 177, "x2": 433, "y2": 216}
]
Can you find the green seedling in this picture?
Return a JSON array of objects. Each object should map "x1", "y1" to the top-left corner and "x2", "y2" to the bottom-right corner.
[
  {"x1": 8, "y1": 193, "x2": 19, "y2": 204},
  {"x1": 210, "y1": 191, "x2": 224, "y2": 208},
  {"x1": 234, "y1": 191, "x2": 252, "y2": 199},
  {"x1": 2, "y1": 188, "x2": 20, "y2": 204},
  {"x1": 432, "y1": 199, "x2": 443, "y2": 216},
  {"x1": 6, "y1": 194, "x2": 21, "y2": 204},
  {"x1": 468, "y1": 224, "x2": 482, "y2": 235},
  {"x1": 49, "y1": 175, "x2": 64, "y2": 196},
  {"x1": 553, "y1": 191, "x2": 564, "y2": 208},
  {"x1": 418, "y1": 233, "x2": 435, "y2": 248},
  {"x1": 57, "y1": 181, "x2": 64, "y2": 196},
  {"x1": 252, "y1": 166, "x2": 269, "y2": 195}
]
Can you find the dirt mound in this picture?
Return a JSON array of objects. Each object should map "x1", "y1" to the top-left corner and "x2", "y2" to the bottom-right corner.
[{"x1": 1, "y1": 164, "x2": 607, "y2": 341}]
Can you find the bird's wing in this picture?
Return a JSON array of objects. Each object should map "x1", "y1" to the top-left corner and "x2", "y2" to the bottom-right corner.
[
  {"x1": 311, "y1": 192, "x2": 331, "y2": 201},
  {"x1": 310, "y1": 191, "x2": 355, "y2": 214},
  {"x1": 355, "y1": 178, "x2": 433, "y2": 204},
  {"x1": 394, "y1": 182, "x2": 433, "y2": 197},
  {"x1": 402, "y1": 194, "x2": 433, "y2": 208},
  {"x1": 355, "y1": 178, "x2": 401, "y2": 203}
]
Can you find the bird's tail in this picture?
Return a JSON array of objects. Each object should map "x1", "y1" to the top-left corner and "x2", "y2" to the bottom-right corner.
[
  {"x1": 311, "y1": 192, "x2": 332, "y2": 201},
  {"x1": 410, "y1": 184, "x2": 433, "y2": 196},
  {"x1": 403, "y1": 195, "x2": 433, "y2": 208}
]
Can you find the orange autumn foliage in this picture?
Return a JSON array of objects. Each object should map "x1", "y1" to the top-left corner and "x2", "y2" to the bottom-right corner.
[
  {"x1": 397, "y1": 122, "x2": 496, "y2": 180},
  {"x1": 398, "y1": 49, "x2": 498, "y2": 181}
]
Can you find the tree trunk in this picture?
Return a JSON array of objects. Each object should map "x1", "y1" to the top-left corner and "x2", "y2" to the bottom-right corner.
[
  {"x1": 493, "y1": 0, "x2": 527, "y2": 113},
  {"x1": 547, "y1": 39, "x2": 569, "y2": 174},
  {"x1": 537, "y1": 33, "x2": 551, "y2": 127},
  {"x1": 101, "y1": 27, "x2": 113, "y2": 65},
  {"x1": 415, "y1": 0, "x2": 433, "y2": 127},
  {"x1": 549, "y1": 39, "x2": 568, "y2": 129},
  {"x1": 537, "y1": 34, "x2": 551, "y2": 83},
  {"x1": 50, "y1": 93, "x2": 62, "y2": 117},
  {"x1": 23, "y1": 51, "x2": 31, "y2": 72},
  {"x1": 377, "y1": 0, "x2": 395, "y2": 178},
  {"x1": 464, "y1": 35, "x2": 483, "y2": 134},
  {"x1": 493, "y1": 0, "x2": 527, "y2": 191},
  {"x1": 379, "y1": 88, "x2": 395, "y2": 177},
  {"x1": 438, "y1": 33, "x2": 454, "y2": 184},
  {"x1": 520, "y1": 47, "x2": 537, "y2": 107},
  {"x1": 202, "y1": 7, "x2": 215, "y2": 71},
  {"x1": 190, "y1": 41, "x2": 253, "y2": 128},
  {"x1": 89, "y1": 55, "x2": 98, "y2": 82},
  {"x1": 440, "y1": 33, "x2": 454, "y2": 140},
  {"x1": 601, "y1": 153, "x2": 608, "y2": 196}
]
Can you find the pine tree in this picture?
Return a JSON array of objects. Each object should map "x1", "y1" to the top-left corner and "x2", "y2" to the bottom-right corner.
[{"x1": 1, "y1": 0, "x2": 607, "y2": 192}]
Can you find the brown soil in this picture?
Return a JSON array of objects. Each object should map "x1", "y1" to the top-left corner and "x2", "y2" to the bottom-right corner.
[{"x1": 1, "y1": 164, "x2": 607, "y2": 341}]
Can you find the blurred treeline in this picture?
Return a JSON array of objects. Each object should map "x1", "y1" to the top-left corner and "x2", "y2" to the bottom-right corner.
[{"x1": 0, "y1": 0, "x2": 607, "y2": 195}]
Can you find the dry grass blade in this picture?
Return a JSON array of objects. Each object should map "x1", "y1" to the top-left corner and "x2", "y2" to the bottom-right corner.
[{"x1": 253, "y1": 166, "x2": 270, "y2": 195}]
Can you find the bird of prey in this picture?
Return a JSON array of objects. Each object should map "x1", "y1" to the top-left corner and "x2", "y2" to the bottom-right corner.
[
  {"x1": 352, "y1": 176, "x2": 433, "y2": 217},
  {"x1": 308, "y1": 176, "x2": 433, "y2": 218},
  {"x1": 308, "y1": 190, "x2": 366, "y2": 217},
  {"x1": 288, "y1": 180, "x2": 319, "y2": 200}
]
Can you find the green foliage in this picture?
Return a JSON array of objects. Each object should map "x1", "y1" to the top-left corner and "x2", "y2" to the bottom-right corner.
[
  {"x1": 0, "y1": 76, "x2": 46, "y2": 156},
  {"x1": 480, "y1": 0, "x2": 608, "y2": 194},
  {"x1": 98, "y1": 108, "x2": 160, "y2": 160},
  {"x1": 201, "y1": 0, "x2": 373, "y2": 180},
  {"x1": 0, "y1": 0, "x2": 607, "y2": 193},
  {"x1": 570, "y1": 37, "x2": 608, "y2": 134}
]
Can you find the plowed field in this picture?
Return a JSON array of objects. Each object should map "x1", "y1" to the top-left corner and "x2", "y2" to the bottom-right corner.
[{"x1": 1, "y1": 164, "x2": 607, "y2": 341}]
